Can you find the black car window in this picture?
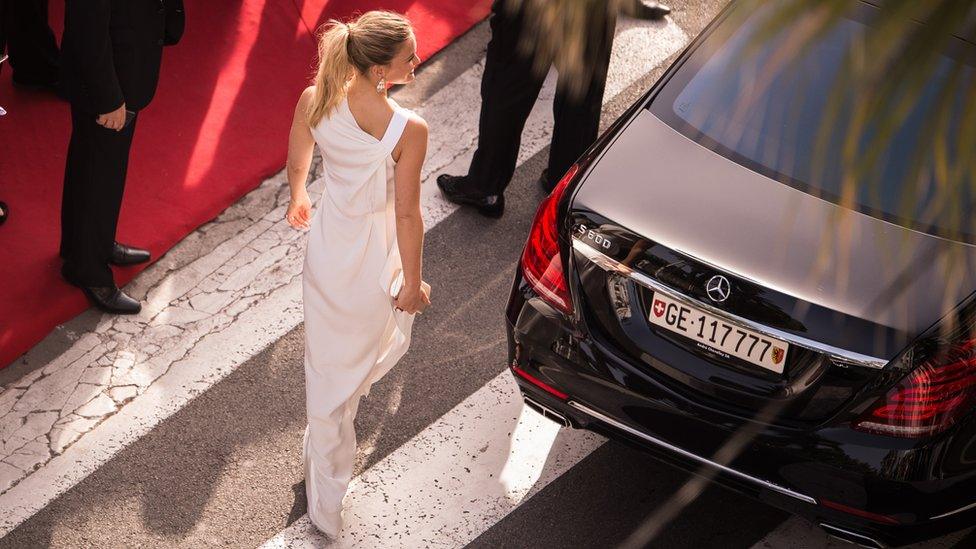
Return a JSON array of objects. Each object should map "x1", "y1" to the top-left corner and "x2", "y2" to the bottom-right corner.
[{"x1": 651, "y1": 1, "x2": 976, "y2": 244}]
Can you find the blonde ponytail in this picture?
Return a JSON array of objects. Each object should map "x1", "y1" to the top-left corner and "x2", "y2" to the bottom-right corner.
[
  {"x1": 307, "y1": 21, "x2": 353, "y2": 127},
  {"x1": 306, "y1": 11, "x2": 413, "y2": 127}
]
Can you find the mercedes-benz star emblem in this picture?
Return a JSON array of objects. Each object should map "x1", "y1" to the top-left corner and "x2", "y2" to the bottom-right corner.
[{"x1": 705, "y1": 275, "x2": 731, "y2": 302}]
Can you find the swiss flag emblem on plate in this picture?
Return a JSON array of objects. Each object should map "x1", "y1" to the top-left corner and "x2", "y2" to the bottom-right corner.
[{"x1": 652, "y1": 299, "x2": 666, "y2": 317}]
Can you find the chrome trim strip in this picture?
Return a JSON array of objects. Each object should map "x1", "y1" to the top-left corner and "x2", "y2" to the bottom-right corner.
[
  {"x1": 931, "y1": 500, "x2": 976, "y2": 520},
  {"x1": 572, "y1": 238, "x2": 889, "y2": 370},
  {"x1": 566, "y1": 400, "x2": 819, "y2": 505}
]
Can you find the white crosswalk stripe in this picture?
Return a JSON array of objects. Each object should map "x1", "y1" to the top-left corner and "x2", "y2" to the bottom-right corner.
[
  {"x1": 257, "y1": 17, "x2": 688, "y2": 547},
  {"x1": 261, "y1": 373, "x2": 604, "y2": 548},
  {"x1": 6, "y1": 6, "x2": 972, "y2": 548},
  {"x1": 0, "y1": 16, "x2": 686, "y2": 539}
]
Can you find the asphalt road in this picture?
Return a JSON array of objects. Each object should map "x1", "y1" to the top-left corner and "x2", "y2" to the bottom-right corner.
[{"x1": 4, "y1": 1, "x2": 976, "y2": 548}]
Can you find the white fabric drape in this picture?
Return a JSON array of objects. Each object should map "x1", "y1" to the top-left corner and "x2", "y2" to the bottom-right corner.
[{"x1": 301, "y1": 97, "x2": 413, "y2": 536}]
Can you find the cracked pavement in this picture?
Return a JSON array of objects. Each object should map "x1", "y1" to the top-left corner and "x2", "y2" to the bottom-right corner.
[
  {"x1": 10, "y1": 4, "x2": 961, "y2": 548},
  {"x1": 0, "y1": 12, "x2": 807, "y2": 541},
  {"x1": 0, "y1": 156, "x2": 323, "y2": 494},
  {"x1": 0, "y1": 13, "x2": 687, "y2": 501}
]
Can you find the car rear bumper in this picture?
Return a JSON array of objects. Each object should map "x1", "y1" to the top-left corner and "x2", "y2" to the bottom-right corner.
[{"x1": 505, "y1": 273, "x2": 976, "y2": 548}]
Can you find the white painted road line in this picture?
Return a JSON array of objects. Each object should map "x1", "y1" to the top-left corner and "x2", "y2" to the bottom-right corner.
[
  {"x1": 260, "y1": 373, "x2": 605, "y2": 549},
  {"x1": 259, "y1": 18, "x2": 689, "y2": 547},
  {"x1": 0, "y1": 17, "x2": 687, "y2": 538}
]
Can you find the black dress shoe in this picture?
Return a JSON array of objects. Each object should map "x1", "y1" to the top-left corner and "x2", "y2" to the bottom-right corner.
[
  {"x1": 630, "y1": 1, "x2": 671, "y2": 20},
  {"x1": 436, "y1": 174, "x2": 505, "y2": 218},
  {"x1": 110, "y1": 242, "x2": 151, "y2": 266},
  {"x1": 61, "y1": 265, "x2": 142, "y2": 315}
]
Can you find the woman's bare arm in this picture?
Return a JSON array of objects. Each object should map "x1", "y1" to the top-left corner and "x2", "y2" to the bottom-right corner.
[
  {"x1": 393, "y1": 115, "x2": 430, "y2": 312},
  {"x1": 285, "y1": 87, "x2": 316, "y2": 229}
]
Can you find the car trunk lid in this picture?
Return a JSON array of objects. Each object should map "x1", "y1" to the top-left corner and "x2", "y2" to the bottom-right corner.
[{"x1": 567, "y1": 110, "x2": 976, "y2": 426}]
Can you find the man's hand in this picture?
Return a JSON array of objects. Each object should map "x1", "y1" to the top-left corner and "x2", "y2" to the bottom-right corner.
[{"x1": 96, "y1": 103, "x2": 127, "y2": 131}]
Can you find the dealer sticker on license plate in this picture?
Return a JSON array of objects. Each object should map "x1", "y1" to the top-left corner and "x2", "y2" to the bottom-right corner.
[{"x1": 649, "y1": 292, "x2": 789, "y2": 374}]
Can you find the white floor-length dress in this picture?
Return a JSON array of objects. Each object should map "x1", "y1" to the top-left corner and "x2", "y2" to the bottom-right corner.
[{"x1": 302, "y1": 96, "x2": 415, "y2": 536}]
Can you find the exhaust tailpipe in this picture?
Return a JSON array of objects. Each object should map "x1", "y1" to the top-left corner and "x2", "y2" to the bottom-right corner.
[
  {"x1": 523, "y1": 396, "x2": 572, "y2": 427},
  {"x1": 819, "y1": 523, "x2": 886, "y2": 548}
]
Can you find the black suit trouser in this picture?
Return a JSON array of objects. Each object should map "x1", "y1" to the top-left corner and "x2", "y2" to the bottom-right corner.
[
  {"x1": 466, "y1": 0, "x2": 616, "y2": 195},
  {"x1": 60, "y1": 104, "x2": 137, "y2": 286},
  {"x1": 0, "y1": 0, "x2": 59, "y2": 83}
]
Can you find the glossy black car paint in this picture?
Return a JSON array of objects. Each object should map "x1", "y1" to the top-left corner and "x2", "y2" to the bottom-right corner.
[{"x1": 505, "y1": 3, "x2": 976, "y2": 547}]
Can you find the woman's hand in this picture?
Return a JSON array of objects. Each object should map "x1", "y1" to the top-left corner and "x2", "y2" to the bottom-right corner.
[
  {"x1": 395, "y1": 281, "x2": 431, "y2": 315},
  {"x1": 286, "y1": 190, "x2": 312, "y2": 229}
]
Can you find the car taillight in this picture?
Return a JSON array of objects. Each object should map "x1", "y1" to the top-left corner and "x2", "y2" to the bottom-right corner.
[
  {"x1": 520, "y1": 164, "x2": 579, "y2": 315},
  {"x1": 854, "y1": 338, "x2": 976, "y2": 438}
]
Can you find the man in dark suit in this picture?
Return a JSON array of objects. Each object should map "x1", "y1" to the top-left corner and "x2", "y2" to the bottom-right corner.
[
  {"x1": 59, "y1": 0, "x2": 185, "y2": 314},
  {"x1": 0, "y1": 0, "x2": 60, "y2": 90},
  {"x1": 437, "y1": 0, "x2": 669, "y2": 218}
]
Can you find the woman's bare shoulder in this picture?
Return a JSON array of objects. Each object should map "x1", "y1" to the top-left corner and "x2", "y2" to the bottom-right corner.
[
  {"x1": 297, "y1": 85, "x2": 316, "y2": 109},
  {"x1": 401, "y1": 112, "x2": 428, "y2": 145}
]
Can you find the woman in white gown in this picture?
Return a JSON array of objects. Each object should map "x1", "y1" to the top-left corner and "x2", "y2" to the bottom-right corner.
[{"x1": 283, "y1": 11, "x2": 431, "y2": 537}]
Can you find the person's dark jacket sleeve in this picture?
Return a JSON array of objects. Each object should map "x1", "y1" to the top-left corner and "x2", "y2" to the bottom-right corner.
[
  {"x1": 64, "y1": 0, "x2": 124, "y2": 115},
  {"x1": 164, "y1": 0, "x2": 185, "y2": 46}
]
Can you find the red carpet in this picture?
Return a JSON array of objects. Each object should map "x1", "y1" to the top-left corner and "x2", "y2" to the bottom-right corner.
[{"x1": 0, "y1": 0, "x2": 491, "y2": 369}]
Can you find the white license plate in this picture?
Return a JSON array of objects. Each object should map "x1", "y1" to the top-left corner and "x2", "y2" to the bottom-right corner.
[{"x1": 649, "y1": 293, "x2": 789, "y2": 373}]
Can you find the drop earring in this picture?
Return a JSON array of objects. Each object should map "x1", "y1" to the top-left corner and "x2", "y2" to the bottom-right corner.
[{"x1": 376, "y1": 77, "x2": 386, "y2": 93}]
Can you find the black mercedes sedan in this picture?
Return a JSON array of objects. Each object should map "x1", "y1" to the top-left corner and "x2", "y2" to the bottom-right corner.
[{"x1": 505, "y1": 1, "x2": 976, "y2": 547}]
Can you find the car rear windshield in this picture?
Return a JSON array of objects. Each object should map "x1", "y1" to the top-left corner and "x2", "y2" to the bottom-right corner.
[{"x1": 650, "y1": 2, "x2": 976, "y2": 244}]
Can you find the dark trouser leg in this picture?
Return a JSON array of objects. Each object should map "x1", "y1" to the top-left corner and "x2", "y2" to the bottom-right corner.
[
  {"x1": 7, "y1": 0, "x2": 59, "y2": 85},
  {"x1": 466, "y1": 0, "x2": 548, "y2": 196},
  {"x1": 60, "y1": 115, "x2": 83, "y2": 260},
  {"x1": 0, "y1": 0, "x2": 8, "y2": 62},
  {"x1": 61, "y1": 104, "x2": 137, "y2": 286},
  {"x1": 548, "y1": 9, "x2": 616, "y2": 186}
]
